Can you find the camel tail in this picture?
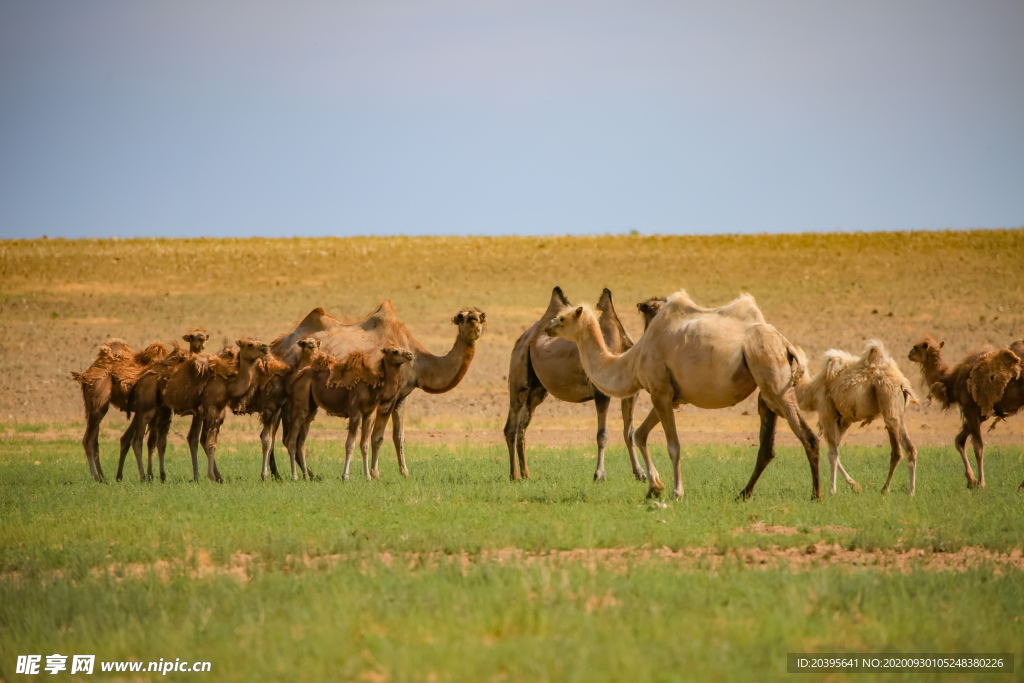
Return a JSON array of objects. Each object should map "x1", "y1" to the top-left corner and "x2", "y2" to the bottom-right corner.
[
  {"x1": 862, "y1": 339, "x2": 889, "y2": 366},
  {"x1": 785, "y1": 341, "x2": 805, "y2": 386},
  {"x1": 70, "y1": 371, "x2": 85, "y2": 384}
]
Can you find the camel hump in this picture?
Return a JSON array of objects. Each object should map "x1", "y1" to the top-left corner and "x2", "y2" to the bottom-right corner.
[
  {"x1": 862, "y1": 339, "x2": 890, "y2": 366},
  {"x1": 327, "y1": 349, "x2": 382, "y2": 390},
  {"x1": 717, "y1": 293, "x2": 765, "y2": 324},
  {"x1": 665, "y1": 290, "x2": 702, "y2": 316},
  {"x1": 821, "y1": 349, "x2": 858, "y2": 382},
  {"x1": 968, "y1": 348, "x2": 1022, "y2": 417},
  {"x1": 135, "y1": 341, "x2": 170, "y2": 365},
  {"x1": 297, "y1": 307, "x2": 336, "y2": 331},
  {"x1": 594, "y1": 288, "x2": 635, "y2": 351}
]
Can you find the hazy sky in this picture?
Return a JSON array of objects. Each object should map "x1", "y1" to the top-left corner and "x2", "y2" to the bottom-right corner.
[{"x1": 1, "y1": 1, "x2": 1022, "y2": 238}]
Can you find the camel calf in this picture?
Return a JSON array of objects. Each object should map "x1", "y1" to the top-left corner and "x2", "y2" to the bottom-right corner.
[
  {"x1": 909, "y1": 336, "x2": 1023, "y2": 489},
  {"x1": 795, "y1": 341, "x2": 918, "y2": 495},
  {"x1": 287, "y1": 344, "x2": 414, "y2": 481},
  {"x1": 120, "y1": 339, "x2": 269, "y2": 483}
]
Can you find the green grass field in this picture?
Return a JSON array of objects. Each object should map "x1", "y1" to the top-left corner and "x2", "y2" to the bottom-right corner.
[{"x1": 3, "y1": 435, "x2": 1023, "y2": 681}]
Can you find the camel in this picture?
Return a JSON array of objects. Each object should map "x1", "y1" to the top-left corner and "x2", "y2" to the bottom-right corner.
[
  {"x1": 908, "y1": 335, "x2": 1023, "y2": 489},
  {"x1": 286, "y1": 344, "x2": 415, "y2": 481},
  {"x1": 119, "y1": 339, "x2": 270, "y2": 483},
  {"x1": 794, "y1": 341, "x2": 918, "y2": 495},
  {"x1": 636, "y1": 297, "x2": 666, "y2": 328},
  {"x1": 546, "y1": 290, "x2": 821, "y2": 500},
  {"x1": 504, "y1": 287, "x2": 645, "y2": 482},
  {"x1": 225, "y1": 343, "x2": 303, "y2": 482},
  {"x1": 71, "y1": 334, "x2": 206, "y2": 481},
  {"x1": 271, "y1": 301, "x2": 485, "y2": 478}
]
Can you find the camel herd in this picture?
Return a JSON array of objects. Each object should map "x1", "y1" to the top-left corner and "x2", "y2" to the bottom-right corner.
[{"x1": 71, "y1": 288, "x2": 1024, "y2": 498}]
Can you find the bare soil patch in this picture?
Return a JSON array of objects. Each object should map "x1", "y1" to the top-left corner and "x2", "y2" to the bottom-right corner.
[{"x1": 7, "y1": 545, "x2": 1023, "y2": 586}]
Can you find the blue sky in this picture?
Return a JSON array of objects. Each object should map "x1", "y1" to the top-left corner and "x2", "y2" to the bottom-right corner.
[{"x1": 1, "y1": 0, "x2": 1022, "y2": 238}]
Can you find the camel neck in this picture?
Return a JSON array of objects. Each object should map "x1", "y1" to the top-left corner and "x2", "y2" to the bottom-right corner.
[
  {"x1": 921, "y1": 350, "x2": 950, "y2": 387},
  {"x1": 573, "y1": 315, "x2": 641, "y2": 398},
  {"x1": 227, "y1": 358, "x2": 258, "y2": 397},
  {"x1": 416, "y1": 333, "x2": 476, "y2": 394}
]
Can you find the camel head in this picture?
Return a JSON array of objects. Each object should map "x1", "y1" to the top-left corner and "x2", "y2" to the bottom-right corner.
[
  {"x1": 908, "y1": 335, "x2": 943, "y2": 364},
  {"x1": 452, "y1": 308, "x2": 487, "y2": 342},
  {"x1": 545, "y1": 305, "x2": 596, "y2": 341},
  {"x1": 297, "y1": 337, "x2": 322, "y2": 360},
  {"x1": 236, "y1": 338, "x2": 270, "y2": 363},
  {"x1": 183, "y1": 328, "x2": 209, "y2": 354},
  {"x1": 382, "y1": 346, "x2": 415, "y2": 367},
  {"x1": 636, "y1": 297, "x2": 666, "y2": 330}
]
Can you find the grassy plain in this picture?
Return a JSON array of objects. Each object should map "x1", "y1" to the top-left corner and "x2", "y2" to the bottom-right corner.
[
  {"x1": 3, "y1": 437, "x2": 1024, "y2": 681},
  {"x1": 2, "y1": 231, "x2": 1024, "y2": 680}
]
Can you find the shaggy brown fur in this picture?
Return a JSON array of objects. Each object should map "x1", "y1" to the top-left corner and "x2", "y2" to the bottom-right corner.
[
  {"x1": 118, "y1": 338, "x2": 269, "y2": 483},
  {"x1": 909, "y1": 335, "x2": 1024, "y2": 489},
  {"x1": 795, "y1": 340, "x2": 918, "y2": 495},
  {"x1": 70, "y1": 338, "x2": 172, "y2": 482},
  {"x1": 286, "y1": 346, "x2": 413, "y2": 481}
]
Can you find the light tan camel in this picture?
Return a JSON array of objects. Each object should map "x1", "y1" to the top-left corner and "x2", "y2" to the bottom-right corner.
[
  {"x1": 71, "y1": 335, "x2": 202, "y2": 481},
  {"x1": 504, "y1": 287, "x2": 644, "y2": 482},
  {"x1": 908, "y1": 336, "x2": 1023, "y2": 489},
  {"x1": 287, "y1": 344, "x2": 415, "y2": 481},
  {"x1": 119, "y1": 339, "x2": 269, "y2": 483},
  {"x1": 794, "y1": 341, "x2": 918, "y2": 495},
  {"x1": 546, "y1": 290, "x2": 820, "y2": 500},
  {"x1": 271, "y1": 301, "x2": 485, "y2": 478}
]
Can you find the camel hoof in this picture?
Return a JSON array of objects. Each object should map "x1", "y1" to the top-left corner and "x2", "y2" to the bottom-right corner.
[
  {"x1": 400, "y1": 468, "x2": 409, "y2": 478},
  {"x1": 736, "y1": 489, "x2": 752, "y2": 502},
  {"x1": 160, "y1": 473, "x2": 166, "y2": 483},
  {"x1": 634, "y1": 471, "x2": 648, "y2": 483},
  {"x1": 966, "y1": 480, "x2": 978, "y2": 490},
  {"x1": 851, "y1": 482, "x2": 862, "y2": 494},
  {"x1": 261, "y1": 472, "x2": 269, "y2": 482},
  {"x1": 342, "y1": 473, "x2": 350, "y2": 482},
  {"x1": 371, "y1": 468, "x2": 381, "y2": 479},
  {"x1": 646, "y1": 486, "x2": 664, "y2": 499},
  {"x1": 594, "y1": 471, "x2": 606, "y2": 483}
]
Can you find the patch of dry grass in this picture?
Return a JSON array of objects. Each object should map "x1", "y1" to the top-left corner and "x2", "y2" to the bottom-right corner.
[{"x1": 1, "y1": 230, "x2": 1022, "y2": 438}]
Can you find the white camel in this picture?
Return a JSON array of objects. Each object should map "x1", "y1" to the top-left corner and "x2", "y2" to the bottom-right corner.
[
  {"x1": 546, "y1": 290, "x2": 821, "y2": 500},
  {"x1": 794, "y1": 341, "x2": 918, "y2": 495}
]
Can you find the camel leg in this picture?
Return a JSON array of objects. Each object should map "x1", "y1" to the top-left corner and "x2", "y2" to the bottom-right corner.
[
  {"x1": 953, "y1": 422, "x2": 979, "y2": 488},
  {"x1": 82, "y1": 404, "x2": 108, "y2": 482},
  {"x1": 186, "y1": 415, "x2": 202, "y2": 482},
  {"x1": 370, "y1": 404, "x2": 390, "y2": 479},
  {"x1": 153, "y1": 406, "x2": 171, "y2": 482},
  {"x1": 593, "y1": 392, "x2": 611, "y2": 482},
  {"x1": 739, "y1": 395, "x2": 777, "y2": 500},
  {"x1": 296, "y1": 418, "x2": 312, "y2": 481},
  {"x1": 516, "y1": 387, "x2": 546, "y2": 480},
  {"x1": 270, "y1": 406, "x2": 285, "y2": 479},
  {"x1": 259, "y1": 411, "x2": 277, "y2": 482},
  {"x1": 361, "y1": 412, "x2": 373, "y2": 480},
  {"x1": 881, "y1": 428, "x2": 902, "y2": 495},
  {"x1": 634, "y1": 408, "x2": 664, "y2": 496},
  {"x1": 968, "y1": 417, "x2": 986, "y2": 489},
  {"x1": 343, "y1": 417, "x2": 358, "y2": 481},
  {"x1": 773, "y1": 390, "x2": 822, "y2": 500},
  {"x1": 621, "y1": 394, "x2": 646, "y2": 482},
  {"x1": 392, "y1": 396, "x2": 410, "y2": 477},
  {"x1": 145, "y1": 419, "x2": 158, "y2": 481},
  {"x1": 824, "y1": 420, "x2": 859, "y2": 494},
  {"x1": 116, "y1": 412, "x2": 144, "y2": 482},
  {"x1": 199, "y1": 410, "x2": 224, "y2": 483},
  {"x1": 504, "y1": 387, "x2": 527, "y2": 481},
  {"x1": 650, "y1": 393, "x2": 684, "y2": 500},
  {"x1": 899, "y1": 423, "x2": 917, "y2": 496}
]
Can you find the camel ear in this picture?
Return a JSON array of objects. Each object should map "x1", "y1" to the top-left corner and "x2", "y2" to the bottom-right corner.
[
  {"x1": 183, "y1": 334, "x2": 191, "y2": 342},
  {"x1": 235, "y1": 339, "x2": 244, "y2": 348},
  {"x1": 452, "y1": 313, "x2": 465, "y2": 325},
  {"x1": 940, "y1": 341, "x2": 945, "y2": 348},
  {"x1": 636, "y1": 303, "x2": 643, "y2": 311},
  {"x1": 574, "y1": 307, "x2": 583, "y2": 319},
  {"x1": 479, "y1": 312, "x2": 486, "y2": 322}
]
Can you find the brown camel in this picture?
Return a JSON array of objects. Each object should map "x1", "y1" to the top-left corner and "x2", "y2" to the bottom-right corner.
[
  {"x1": 271, "y1": 301, "x2": 485, "y2": 478},
  {"x1": 908, "y1": 335, "x2": 1023, "y2": 489},
  {"x1": 636, "y1": 297, "x2": 666, "y2": 328},
  {"x1": 71, "y1": 334, "x2": 204, "y2": 481},
  {"x1": 119, "y1": 339, "x2": 270, "y2": 483},
  {"x1": 546, "y1": 290, "x2": 820, "y2": 500},
  {"x1": 504, "y1": 287, "x2": 645, "y2": 482},
  {"x1": 287, "y1": 344, "x2": 415, "y2": 481},
  {"x1": 794, "y1": 341, "x2": 918, "y2": 495}
]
